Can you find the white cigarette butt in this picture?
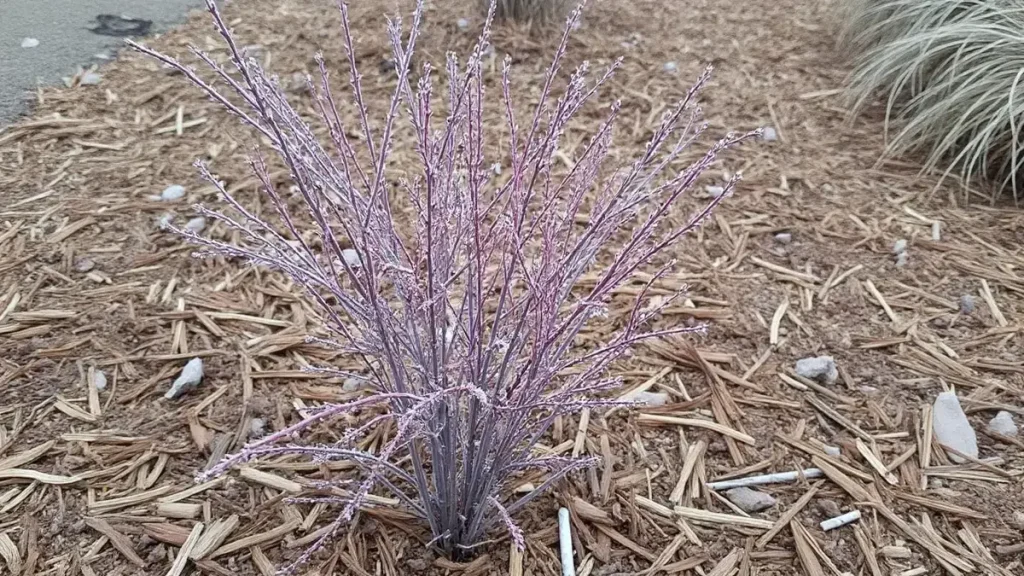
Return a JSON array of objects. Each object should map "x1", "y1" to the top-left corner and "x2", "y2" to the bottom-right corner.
[
  {"x1": 558, "y1": 507, "x2": 575, "y2": 576},
  {"x1": 820, "y1": 510, "x2": 861, "y2": 531},
  {"x1": 707, "y1": 468, "x2": 823, "y2": 490}
]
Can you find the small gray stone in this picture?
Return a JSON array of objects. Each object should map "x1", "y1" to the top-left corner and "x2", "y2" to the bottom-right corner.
[
  {"x1": 959, "y1": 295, "x2": 975, "y2": 315},
  {"x1": 185, "y1": 217, "x2": 206, "y2": 233},
  {"x1": 725, "y1": 487, "x2": 776, "y2": 513},
  {"x1": 932, "y1": 391, "x2": 978, "y2": 463},
  {"x1": 893, "y1": 239, "x2": 908, "y2": 255},
  {"x1": 818, "y1": 499, "x2": 841, "y2": 518},
  {"x1": 456, "y1": 18, "x2": 470, "y2": 30},
  {"x1": 663, "y1": 61, "x2": 678, "y2": 74},
  {"x1": 704, "y1": 185, "x2": 725, "y2": 198},
  {"x1": 342, "y1": 377, "x2": 369, "y2": 392},
  {"x1": 21, "y1": 38, "x2": 39, "y2": 48},
  {"x1": 762, "y1": 126, "x2": 778, "y2": 142},
  {"x1": 93, "y1": 370, "x2": 107, "y2": 392},
  {"x1": 633, "y1": 391, "x2": 669, "y2": 407},
  {"x1": 249, "y1": 417, "x2": 266, "y2": 438},
  {"x1": 823, "y1": 445, "x2": 841, "y2": 457},
  {"x1": 1013, "y1": 510, "x2": 1024, "y2": 530},
  {"x1": 80, "y1": 71, "x2": 103, "y2": 86},
  {"x1": 895, "y1": 251, "x2": 909, "y2": 267},
  {"x1": 774, "y1": 232, "x2": 792, "y2": 244},
  {"x1": 795, "y1": 356, "x2": 838, "y2": 385},
  {"x1": 165, "y1": 357, "x2": 204, "y2": 399},
  {"x1": 161, "y1": 184, "x2": 185, "y2": 201},
  {"x1": 341, "y1": 248, "x2": 361, "y2": 268},
  {"x1": 74, "y1": 258, "x2": 95, "y2": 273},
  {"x1": 986, "y1": 411, "x2": 1018, "y2": 438}
]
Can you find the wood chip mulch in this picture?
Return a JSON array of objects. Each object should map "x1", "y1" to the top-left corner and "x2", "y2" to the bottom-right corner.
[{"x1": 0, "y1": 0, "x2": 1022, "y2": 575}]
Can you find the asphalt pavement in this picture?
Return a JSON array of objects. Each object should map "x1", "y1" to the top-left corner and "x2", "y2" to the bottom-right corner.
[{"x1": 0, "y1": 0, "x2": 205, "y2": 126}]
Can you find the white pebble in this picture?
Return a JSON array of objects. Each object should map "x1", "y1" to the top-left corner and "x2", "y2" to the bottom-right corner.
[
  {"x1": 663, "y1": 61, "x2": 678, "y2": 73},
  {"x1": 165, "y1": 358, "x2": 204, "y2": 399},
  {"x1": 774, "y1": 232, "x2": 792, "y2": 244},
  {"x1": 342, "y1": 377, "x2": 369, "y2": 392},
  {"x1": 457, "y1": 18, "x2": 470, "y2": 30},
  {"x1": 93, "y1": 370, "x2": 108, "y2": 391},
  {"x1": 161, "y1": 184, "x2": 186, "y2": 201},
  {"x1": 341, "y1": 248, "x2": 361, "y2": 268},
  {"x1": 895, "y1": 251, "x2": 909, "y2": 267},
  {"x1": 633, "y1": 391, "x2": 670, "y2": 407},
  {"x1": 893, "y1": 239, "x2": 907, "y2": 255},
  {"x1": 932, "y1": 391, "x2": 978, "y2": 463},
  {"x1": 156, "y1": 213, "x2": 174, "y2": 229},
  {"x1": 704, "y1": 185, "x2": 725, "y2": 198},
  {"x1": 491, "y1": 162, "x2": 502, "y2": 175},
  {"x1": 986, "y1": 411, "x2": 1018, "y2": 438},
  {"x1": 249, "y1": 418, "x2": 266, "y2": 438},
  {"x1": 823, "y1": 445, "x2": 841, "y2": 457},
  {"x1": 184, "y1": 216, "x2": 206, "y2": 233},
  {"x1": 762, "y1": 127, "x2": 778, "y2": 142},
  {"x1": 21, "y1": 38, "x2": 40, "y2": 48},
  {"x1": 80, "y1": 71, "x2": 103, "y2": 86},
  {"x1": 795, "y1": 356, "x2": 838, "y2": 385}
]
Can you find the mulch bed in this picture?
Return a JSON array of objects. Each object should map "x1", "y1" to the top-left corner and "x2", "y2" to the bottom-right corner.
[{"x1": 0, "y1": 0, "x2": 1022, "y2": 575}]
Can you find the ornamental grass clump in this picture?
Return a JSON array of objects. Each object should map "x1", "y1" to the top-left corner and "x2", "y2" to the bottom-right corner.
[
  {"x1": 130, "y1": 0, "x2": 755, "y2": 569},
  {"x1": 841, "y1": 0, "x2": 1024, "y2": 201}
]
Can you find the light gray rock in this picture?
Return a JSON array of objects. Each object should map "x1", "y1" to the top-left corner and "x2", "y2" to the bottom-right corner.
[
  {"x1": 93, "y1": 370, "x2": 107, "y2": 392},
  {"x1": 249, "y1": 417, "x2": 266, "y2": 438},
  {"x1": 74, "y1": 258, "x2": 95, "y2": 273},
  {"x1": 456, "y1": 18, "x2": 469, "y2": 30},
  {"x1": 893, "y1": 239, "x2": 908, "y2": 255},
  {"x1": 341, "y1": 248, "x2": 361, "y2": 268},
  {"x1": 959, "y1": 295, "x2": 975, "y2": 315},
  {"x1": 817, "y1": 499, "x2": 841, "y2": 518},
  {"x1": 80, "y1": 71, "x2": 102, "y2": 86},
  {"x1": 823, "y1": 445, "x2": 842, "y2": 457},
  {"x1": 663, "y1": 61, "x2": 678, "y2": 74},
  {"x1": 633, "y1": 391, "x2": 669, "y2": 407},
  {"x1": 160, "y1": 184, "x2": 185, "y2": 201},
  {"x1": 795, "y1": 356, "x2": 838, "y2": 385},
  {"x1": 986, "y1": 411, "x2": 1018, "y2": 438},
  {"x1": 895, "y1": 251, "x2": 908, "y2": 267},
  {"x1": 704, "y1": 185, "x2": 725, "y2": 198},
  {"x1": 932, "y1": 391, "x2": 978, "y2": 462},
  {"x1": 762, "y1": 126, "x2": 778, "y2": 142},
  {"x1": 342, "y1": 377, "x2": 369, "y2": 392},
  {"x1": 774, "y1": 232, "x2": 792, "y2": 244},
  {"x1": 21, "y1": 38, "x2": 39, "y2": 48},
  {"x1": 725, "y1": 487, "x2": 776, "y2": 513},
  {"x1": 165, "y1": 357, "x2": 203, "y2": 399},
  {"x1": 184, "y1": 217, "x2": 206, "y2": 233},
  {"x1": 1013, "y1": 510, "x2": 1024, "y2": 530}
]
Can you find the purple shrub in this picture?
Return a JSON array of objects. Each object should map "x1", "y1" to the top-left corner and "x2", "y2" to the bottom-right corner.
[{"x1": 130, "y1": 0, "x2": 756, "y2": 568}]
